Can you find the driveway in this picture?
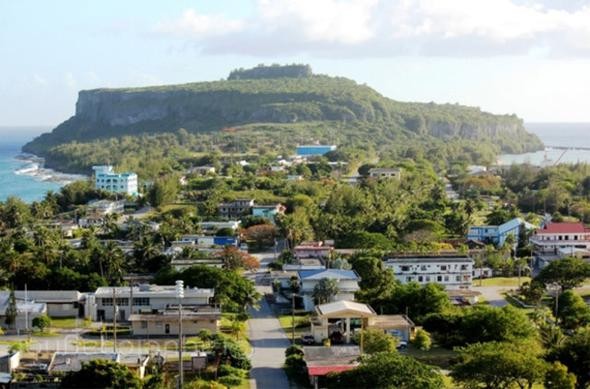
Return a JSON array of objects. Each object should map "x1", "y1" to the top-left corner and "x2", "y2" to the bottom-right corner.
[
  {"x1": 248, "y1": 283, "x2": 291, "y2": 389},
  {"x1": 472, "y1": 286, "x2": 511, "y2": 307}
]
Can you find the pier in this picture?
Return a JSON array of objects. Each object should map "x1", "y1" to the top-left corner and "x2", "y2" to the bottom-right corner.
[{"x1": 545, "y1": 145, "x2": 590, "y2": 151}]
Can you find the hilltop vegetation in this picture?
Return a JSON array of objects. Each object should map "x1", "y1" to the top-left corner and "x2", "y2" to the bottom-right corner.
[{"x1": 22, "y1": 65, "x2": 543, "y2": 177}]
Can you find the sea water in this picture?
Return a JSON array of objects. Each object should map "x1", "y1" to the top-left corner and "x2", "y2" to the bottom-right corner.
[
  {"x1": 499, "y1": 123, "x2": 590, "y2": 166},
  {"x1": 0, "y1": 127, "x2": 86, "y2": 202}
]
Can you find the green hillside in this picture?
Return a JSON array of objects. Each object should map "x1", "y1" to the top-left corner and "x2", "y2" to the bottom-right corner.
[{"x1": 22, "y1": 65, "x2": 543, "y2": 177}]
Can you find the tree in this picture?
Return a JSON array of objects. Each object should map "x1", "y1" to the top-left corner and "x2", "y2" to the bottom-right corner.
[
  {"x1": 147, "y1": 176, "x2": 179, "y2": 207},
  {"x1": 557, "y1": 290, "x2": 590, "y2": 330},
  {"x1": 451, "y1": 341, "x2": 546, "y2": 389},
  {"x1": 384, "y1": 282, "x2": 451, "y2": 323},
  {"x1": 349, "y1": 253, "x2": 396, "y2": 310},
  {"x1": 327, "y1": 352, "x2": 444, "y2": 389},
  {"x1": 413, "y1": 329, "x2": 432, "y2": 351},
  {"x1": 32, "y1": 315, "x2": 51, "y2": 332},
  {"x1": 312, "y1": 278, "x2": 339, "y2": 305},
  {"x1": 243, "y1": 224, "x2": 276, "y2": 248},
  {"x1": 536, "y1": 257, "x2": 590, "y2": 291},
  {"x1": 553, "y1": 327, "x2": 590, "y2": 389},
  {"x1": 217, "y1": 246, "x2": 260, "y2": 271},
  {"x1": 4, "y1": 290, "x2": 17, "y2": 328},
  {"x1": 353, "y1": 328, "x2": 397, "y2": 354},
  {"x1": 545, "y1": 362, "x2": 576, "y2": 389},
  {"x1": 60, "y1": 359, "x2": 141, "y2": 388}
]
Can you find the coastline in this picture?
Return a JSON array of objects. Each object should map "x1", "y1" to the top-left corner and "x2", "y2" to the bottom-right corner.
[{"x1": 13, "y1": 152, "x2": 87, "y2": 186}]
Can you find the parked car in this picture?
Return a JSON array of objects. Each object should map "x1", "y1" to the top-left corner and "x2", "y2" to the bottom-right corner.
[
  {"x1": 301, "y1": 334, "x2": 315, "y2": 345},
  {"x1": 397, "y1": 340, "x2": 408, "y2": 350}
]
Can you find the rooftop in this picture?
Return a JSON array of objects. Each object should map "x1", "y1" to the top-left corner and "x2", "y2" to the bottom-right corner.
[
  {"x1": 95, "y1": 284, "x2": 214, "y2": 298},
  {"x1": 298, "y1": 269, "x2": 359, "y2": 281},
  {"x1": 315, "y1": 300, "x2": 376, "y2": 318},
  {"x1": 48, "y1": 352, "x2": 118, "y2": 373},
  {"x1": 385, "y1": 255, "x2": 473, "y2": 264},
  {"x1": 536, "y1": 222, "x2": 590, "y2": 234}
]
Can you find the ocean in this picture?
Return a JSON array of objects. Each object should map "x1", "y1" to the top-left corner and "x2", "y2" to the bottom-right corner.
[
  {"x1": 499, "y1": 123, "x2": 590, "y2": 166},
  {"x1": 0, "y1": 127, "x2": 86, "y2": 202},
  {"x1": 0, "y1": 123, "x2": 589, "y2": 202}
]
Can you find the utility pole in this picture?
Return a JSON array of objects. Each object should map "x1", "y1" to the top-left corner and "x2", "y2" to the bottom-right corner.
[
  {"x1": 291, "y1": 294, "x2": 296, "y2": 343},
  {"x1": 113, "y1": 288, "x2": 117, "y2": 353},
  {"x1": 176, "y1": 280, "x2": 184, "y2": 388}
]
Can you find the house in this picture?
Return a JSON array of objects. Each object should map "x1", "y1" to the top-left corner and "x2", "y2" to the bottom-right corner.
[
  {"x1": 0, "y1": 352, "x2": 20, "y2": 374},
  {"x1": 298, "y1": 269, "x2": 360, "y2": 311},
  {"x1": 92, "y1": 165, "x2": 138, "y2": 196},
  {"x1": 467, "y1": 165, "x2": 488, "y2": 175},
  {"x1": 189, "y1": 166, "x2": 216, "y2": 176},
  {"x1": 129, "y1": 306, "x2": 221, "y2": 336},
  {"x1": 198, "y1": 221, "x2": 241, "y2": 235},
  {"x1": 287, "y1": 175, "x2": 304, "y2": 181},
  {"x1": 175, "y1": 235, "x2": 238, "y2": 248},
  {"x1": 303, "y1": 346, "x2": 360, "y2": 389},
  {"x1": 0, "y1": 292, "x2": 47, "y2": 332},
  {"x1": 296, "y1": 145, "x2": 337, "y2": 157},
  {"x1": 14, "y1": 291, "x2": 86, "y2": 318},
  {"x1": 385, "y1": 255, "x2": 473, "y2": 290},
  {"x1": 252, "y1": 204, "x2": 286, "y2": 220},
  {"x1": 294, "y1": 241, "x2": 334, "y2": 260},
  {"x1": 218, "y1": 199, "x2": 254, "y2": 219},
  {"x1": 530, "y1": 222, "x2": 590, "y2": 255},
  {"x1": 368, "y1": 168, "x2": 401, "y2": 180},
  {"x1": 87, "y1": 199, "x2": 125, "y2": 216},
  {"x1": 467, "y1": 218, "x2": 524, "y2": 247},
  {"x1": 92, "y1": 284, "x2": 215, "y2": 322},
  {"x1": 48, "y1": 352, "x2": 150, "y2": 379},
  {"x1": 283, "y1": 258, "x2": 325, "y2": 271}
]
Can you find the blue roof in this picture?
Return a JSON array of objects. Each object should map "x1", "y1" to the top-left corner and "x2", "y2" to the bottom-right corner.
[
  {"x1": 498, "y1": 218, "x2": 523, "y2": 234},
  {"x1": 298, "y1": 269, "x2": 359, "y2": 281}
]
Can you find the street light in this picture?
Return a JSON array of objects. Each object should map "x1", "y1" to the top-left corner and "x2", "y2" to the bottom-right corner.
[{"x1": 176, "y1": 280, "x2": 184, "y2": 388}]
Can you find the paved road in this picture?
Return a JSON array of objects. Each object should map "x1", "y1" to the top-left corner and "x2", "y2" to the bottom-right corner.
[
  {"x1": 248, "y1": 253, "x2": 291, "y2": 389},
  {"x1": 472, "y1": 286, "x2": 511, "y2": 307}
]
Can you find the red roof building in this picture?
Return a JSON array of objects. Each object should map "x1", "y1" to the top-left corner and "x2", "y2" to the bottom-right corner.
[{"x1": 531, "y1": 222, "x2": 590, "y2": 255}]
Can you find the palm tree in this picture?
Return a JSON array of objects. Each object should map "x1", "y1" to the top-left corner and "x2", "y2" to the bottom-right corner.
[
  {"x1": 133, "y1": 235, "x2": 161, "y2": 269},
  {"x1": 102, "y1": 242, "x2": 126, "y2": 284}
]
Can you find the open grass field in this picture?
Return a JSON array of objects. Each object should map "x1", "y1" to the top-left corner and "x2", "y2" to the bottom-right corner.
[{"x1": 478, "y1": 277, "x2": 531, "y2": 287}]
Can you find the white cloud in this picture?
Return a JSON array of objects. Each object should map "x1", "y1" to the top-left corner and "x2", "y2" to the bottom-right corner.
[{"x1": 154, "y1": 0, "x2": 590, "y2": 57}]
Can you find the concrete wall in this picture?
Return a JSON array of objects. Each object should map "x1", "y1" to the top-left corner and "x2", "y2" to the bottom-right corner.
[{"x1": 131, "y1": 318, "x2": 218, "y2": 336}]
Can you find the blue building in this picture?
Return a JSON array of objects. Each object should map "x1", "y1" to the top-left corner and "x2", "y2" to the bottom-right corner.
[
  {"x1": 296, "y1": 145, "x2": 337, "y2": 157},
  {"x1": 467, "y1": 218, "x2": 523, "y2": 247}
]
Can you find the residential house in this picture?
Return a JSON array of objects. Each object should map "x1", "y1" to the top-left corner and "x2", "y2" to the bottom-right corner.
[
  {"x1": 252, "y1": 204, "x2": 286, "y2": 221},
  {"x1": 296, "y1": 145, "x2": 337, "y2": 157},
  {"x1": 385, "y1": 255, "x2": 473, "y2": 290},
  {"x1": 92, "y1": 284, "x2": 215, "y2": 322},
  {"x1": 189, "y1": 166, "x2": 216, "y2": 176},
  {"x1": 217, "y1": 199, "x2": 254, "y2": 219},
  {"x1": 14, "y1": 291, "x2": 85, "y2": 318},
  {"x1": 368, "y1": 168, "x2": 401, "y2": 180},
  {"x1": 298, "y1": 269, "x2": 360, "y2": 311},
  {"x1": 129, "y1": 306, "x2": 221, "y2": 336},
  {"x1": 294, "y1": 241, "x2": 334, "y2": 260},
  {"x1": 87, "y1": 199, "x2": 125, "y2": 215},
  {"x1": 198, "y1": 221, "x2": 241, "y2": 235},
  {"x1": 303, "y1": 346, "x2": 360, "y2": 389},
  {"x1": 92, "y1": 165, "x2": 138, "y2": 196},
  {"x1": 467, "y1": 217, "x2": 524, "y2": 247}
]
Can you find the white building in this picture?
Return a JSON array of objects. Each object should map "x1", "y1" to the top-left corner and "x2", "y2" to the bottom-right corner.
[
  {"x1": 368, "y1": 168, "x2": 401, "y2": 180},
  {"x1": 530, "y1": 222, "x2": 590, "y2": 255},
  {"x1": 0, "y1": 292, "x2": 47, "y2": 332},
  {"x1": 385, "y1": 255, "x2": 473, "y2": 290},
  {"x1": 198, "y1": 221, "x2": 241, "y2": 235},
  {"x1": 14, "y1": 290, "x2": 86, "y2": 318},
  {"x1": 298, "y1": 269, "x2": 361, "y2": 311},
  {"x1": 93, "y1": 165, "x2": 138, "y2": 196},
  {"x1": 92, "y1": 284, "x2": 215, "y2": 322}
]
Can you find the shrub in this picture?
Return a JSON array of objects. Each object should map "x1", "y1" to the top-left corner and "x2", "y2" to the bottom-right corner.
[
  {"x1": 413, "y1": 329, "x2": 432, "y2": 351},
  {"x1": 218, "y1": 375, "x2": 242, "y2": 387}
]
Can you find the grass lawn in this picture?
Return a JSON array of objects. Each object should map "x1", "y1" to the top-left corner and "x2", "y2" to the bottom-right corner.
[
  {"x1": 477, "y1": 277, "x2": 530, "y2": 287},
  {"x1": 278, "y1": 314, "x2": 311, "y2": 343},
  {"x1": 73, "y1": 339, "x2": 113, "y2": 348},
  {"x1": 403, "y1": 345, "x2": 457, "y2": 369},
  {"x1": 51, "y1": 317, "x2": 92, "y2": 329}
]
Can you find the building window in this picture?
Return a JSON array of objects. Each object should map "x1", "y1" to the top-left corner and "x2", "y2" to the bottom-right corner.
[
  {"x1": 401, "y1": 266, "x2": 410, "y2": 272},
  {"x1": 460, "y1": 265, "x2": 468, "y2": 271},
  {"x1": 407, "y1": 276, "x2": 413, "y2": 282},
  {"x1": 437, "y1": 276, "x2": 442, "y2": 282},
  {"x1": 418, "y1": 276, "x2": 423, "y2": 282},
  {"x1": 101, "y1": 298, "x2": 113, "y2": 306},
  {"x1": 444, "y1": 276, "x2": 449, "y2": 282},
  {"x1": 440, "y1": 265, "x2": 447, "y2": 271},
  {"x1": 141, "y1": 321, "x2": 148, "y2": 329},
  {"x1": 420, "y1": 265, "x2": 427, "y2": 271},
  {"x1": 456, "y1": 276, "x2": 461, "y2": 282},
  {"x1": 133, "y1": 298, "x2": 150, "y2": 306},
  {"x1": 425, "y1": 276, "x2": 431, "y2": 282}
]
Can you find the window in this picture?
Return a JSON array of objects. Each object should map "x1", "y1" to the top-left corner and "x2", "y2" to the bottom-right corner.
[
  {"x1": 425, "y1": 276, "x2": 431, "y2": 282},
  {"x1": 440, "y1": 265, "x2": 447, "y2": 271},
  {"x1": 406, "y1": 276, "x2": 413, "y2": 282},
  {"x1": 401, "y1": 266, "x2": 410, "y2": 272},
  {"x1": 420, "y1": 265, "x2": 427, "y2": 271},
  {"x1": 456, "y1": 276, "x2": 461, "y2": 282},
  {"x1": 444, "y1": 276, "x2": 449, "y2": 282},
  {"x1": 418, "y1": 276, "x2": 423, "y2": 282},
  {"x1": 101, "y1": 298, "x2": 113, "y2": 306},
  {"x1": 133, "y1": 298, "x2": 150, "y2": 306},
  {"x1": 141, "y1": 321, "x2": 148, "y2": 329},
  {"x1": 437, "y1": 276, "x2": 442, "y2": 282},
  {"x1": 460, "y1": 265, "x2": 468, "y2": 271},
  {"x1": 116, "y1": 298, "x2": 129, "y2": 306}
]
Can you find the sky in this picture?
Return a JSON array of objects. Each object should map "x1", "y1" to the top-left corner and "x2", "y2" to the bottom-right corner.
[{"x1": 2, "y1": 0, "x2": 590, "y2": 129}]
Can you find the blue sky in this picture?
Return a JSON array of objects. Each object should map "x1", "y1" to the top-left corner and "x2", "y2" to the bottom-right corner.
[{"x1": 2, "y1": 0, "x2": 590, "y2": 129}]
